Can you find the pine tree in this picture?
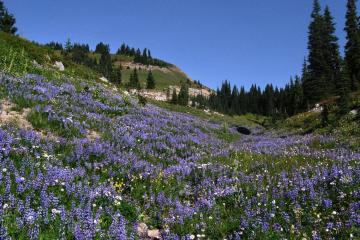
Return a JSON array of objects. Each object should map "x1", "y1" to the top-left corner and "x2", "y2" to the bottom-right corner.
[
  {"x1": 345, "y1": 0, "x2": 360, "y2": 91},
  {"x1": 337, "y1": 61, "x2": 351, "y2": 115},
  {"x1": 65, "y1": 38, "x2": 72, "y2": 53},
  {"x1": 301, "y1": 59, "x2": 311, "y2": 110},
  {"x1": 0, "y1": 1, "x2": 4, "y2": 22},
  {"x1": 146, "y1": 71, "x2": 156, "y2": 89},
  {"x1": 322, "y1": 6, "x2": 341, "y2": 95},
  {"x1": 142, "y1": 49, "x2": 148, "y2": 59},
  {"x1": 95, "y1": 42, "x2": 109, "y2": 55},
  {"x1": 178, "y1": 83, "x2": 189, "y2": 106},
  {"x1": 110, "y1": 67, "x2": 122, "y2": 86},
  {"x1": 166, "y1": 88, "x2": 171, "y2": 101},
  {"x1": 305, "y1": 0, "x2": 328, "y2": 105},
  {"x1": 0, "y1": 0, "x2": 17, "y2": 35},
  {"x1": 293, "y1": 76, "x2": 304, "y2": 114},
  {"x1": 263, "y1": 84, "x2": 275, "y2": 116},
  {"x1": 118, "y1": 43, "x2": 126, "y2": 55},
  {"x1": 129, "y1": 69, "x2": 140, "y2": 89},
  {"x1": 171, "y1": 88, "x2": 178, "y2": 104},
  {"x1": 98, "y1": 44, "x2": 113, "y2": 78},
  {"x1": 230, "y1": 85, "x2": 239, "y2": 115}
]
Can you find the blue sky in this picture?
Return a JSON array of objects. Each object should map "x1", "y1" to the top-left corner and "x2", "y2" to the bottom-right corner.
[{"x1": 5, "y1": 0, "x2": 351, "y2": 90}]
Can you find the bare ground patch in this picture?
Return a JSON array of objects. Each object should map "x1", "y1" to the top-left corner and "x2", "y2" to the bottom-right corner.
[
  {"x1": 87, "y1": 130, "x2": 101, "y2": 141},
  {"x1": 0, "y1": 100, "x2": 32, "y2": 129},
  {"x1": 0, "y1": 100, "x2": 58, "y2": 140}
]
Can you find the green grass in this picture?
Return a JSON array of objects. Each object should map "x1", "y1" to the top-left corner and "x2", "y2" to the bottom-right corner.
[
  {"x1": 27, "y1": 109, "x2": 83, "y2": 138},
  {"x1": 150, "y1": 100, "x2": 265, "y2": 127},
  {"x1": 121, "y1": 68, "x2": 187, "y2": 90},
  {"x1": 0, "y1": 32, "x2": 55, "y2": 64},
  {"x1": 0, "y1": 32, "x2": 100, "y2": 83}
]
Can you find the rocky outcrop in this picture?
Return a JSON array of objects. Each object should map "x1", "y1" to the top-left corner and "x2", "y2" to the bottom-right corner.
[
  {"x1": 136, "y1": 222, "x2": 161, "y2": 239},
  {"x1": 53, "y1": 61, "x2": 65, "y2": 71}
]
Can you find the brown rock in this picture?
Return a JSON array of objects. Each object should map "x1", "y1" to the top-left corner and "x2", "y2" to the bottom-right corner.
[
  {"x1": 137, "y1": 222, "x2": 148, "y2": 238},
  {"x1": 148, "y1": 229, "x2": 161, "y2": 239}
]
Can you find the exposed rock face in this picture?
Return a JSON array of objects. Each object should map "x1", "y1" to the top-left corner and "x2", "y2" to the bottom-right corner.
[
  {"x1": 350, "y1": 109, "x2": 358, "y2": 116},
  {"x1": 310, "y1": 103, "x2": 323, "y2": 113},
  {"x1": 136, "y1": 222, "x2": 162, "y2": 239},
  {"x1": 99, "y1": 77, "x2": 109, "y2": 83},
  {"x1": 137, "y1": 222, "x2": 148, "y2": 238},
  {"x1": 0, "y1": 100, "x2": 31, "y2": 129},
  {"x1": 53, "y1": 61, "x2": 65, "y2": 71},
  {"x1": 147, "y1": 229, "x2": 161, "y2": 239}
]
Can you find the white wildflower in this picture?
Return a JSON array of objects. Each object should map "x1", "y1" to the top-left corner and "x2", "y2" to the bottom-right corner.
[{"x1": 51, "y1": 208, "x2": 61, "y2": 214}]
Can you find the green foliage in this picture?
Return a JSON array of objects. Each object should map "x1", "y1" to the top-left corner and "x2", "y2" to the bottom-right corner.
[
  {"x1": 0, "y1": 32, "x2": 51, "y2": 64},
  {"x1": 109, "y1": 66, "x2": 122, "y2": 86},
  {"x1": 0, "y1": 0, "x2": 17, "y2": 34},
  {"x1": 128, "y1": 69, "x2": 141, "y2": 89},
  {"x1": 27, "y1": 109, "x2": 83, "y2": 138},
  {"x1": 345, "y1": 0, "x2": 360, "y2": 91},
  {"x1": 96, "y1": 42, "x2": 113, "y2": 78},
  {"x1": 117, "y1": 43, "x2": 171, "y2": 67},
  {"x1": 170, "y1": 88, "x2": 177, "y2": 104},
  {"x1": 0, "y1": 46, "x2": 29, "y2": 76},
  {"x1": 214, "y1": 123, "x2": 241, "y2": 143},
  {"x1": 177, "y1": 82, "x2": 189, "y2": 106},
  {"x1": 304, "y1": 1, "x2": 341, "y2": 105},
  {"x1": 117, "y1": 202, "x2": 138, "y2": 222},
  {"x1": 146, "y1": 71, "x2": 156, "y2": 89},
  {"x1": 150, "y1": 99, "x2": 264, "y2": 128},
  {"x1": 120, "y1": 68, "x2": 187, "y2": 90}
]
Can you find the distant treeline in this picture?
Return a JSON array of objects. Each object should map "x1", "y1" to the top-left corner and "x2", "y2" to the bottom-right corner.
[
  {"x1": 46, "y1": 41, "x2": 159, "y2": 89},
  {"x1": 195, "y1": 0, "x2": 360, "y2": 118},
  {"x1": 117, "y1": 43, "x2": 171, "y2": 67},
  {"x1": 46, "y1": 41, "x2": 170, "y2": 68}
]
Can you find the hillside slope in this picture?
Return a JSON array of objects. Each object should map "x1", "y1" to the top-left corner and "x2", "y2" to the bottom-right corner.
[
  {"x1": 0, "y1": 33, "x2": 359, "y2": 239},
  {"x1": 0, "y1": 32, "x2": 212, "y2": 96}
]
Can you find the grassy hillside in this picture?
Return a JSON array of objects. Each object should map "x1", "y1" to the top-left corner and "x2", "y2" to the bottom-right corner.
[
  {"x1": 0, "y1": 32, "x2": 199, "y2": 94},
  {"x1": 0, "y1": 32, "x2": 101, "y2": 82},
  {"x1": 151, "y1": 99, "x2": 266, "y2": 127},
  {"x1": 280, "y1": 95, "x2": 360, "y2": 150},
  {"x1": 120, "y1": 68, "x2": 188, "y2": 90},
  {"x1": 0, "y1": 32, "x2": 359, "y2": 239}
]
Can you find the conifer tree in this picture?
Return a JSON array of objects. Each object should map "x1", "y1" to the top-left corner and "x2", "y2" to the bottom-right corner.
[
  {"x1": 166, "y1": 88, "x2": 171, "y2": 101},
  {"x1": 178, "y1": 83, "x2": 189, "y2": 106},
  {"x1": 337, "y1": 61, "x2": 351, "y2": 115},
  {"x1": 0, "y1": 0, "x2": 4, "y2": 23},
  {"x1": 0, "y1": 1, "x2": 17, "y2": 34},
  {"x1": 146, "y1": 71, "x2": 156, "y2": 89},
  {"x1": 301, "y1": 59, "x2": 311, "y2": 109},
  {"x1": 110, "y1": 67, "x2": 122, "y2": 86},
  {"x1": 98, "y1": 44, "x2": 113, "y2": 78},
  {"x1": 95, "y1": 42, "x2": 109, "y2": 55},
  {"x1": 322, "y1": 6, "x2": 341, "y2": 95},
  {"x1": 230, "y1": 86, "x2": 239, "y2": 115},
  {"x1": 65, "y1": 38, "x2": 72, "y2": 53},
  {"x1": 129, "y1": 69, "x2": 141, "y2": 89},
  {"x1": 171, "y1": 88, "x2": 178, "y2": 104},
  {"x1": 293, "y1": 76, "x2": 304, "y2": 114},
  {"x1": 345, "y1": 0, "x2": 360, "y2": 91},
  {"x1": 305, "y1": 0, "x2": 328, "y2": 105}
]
